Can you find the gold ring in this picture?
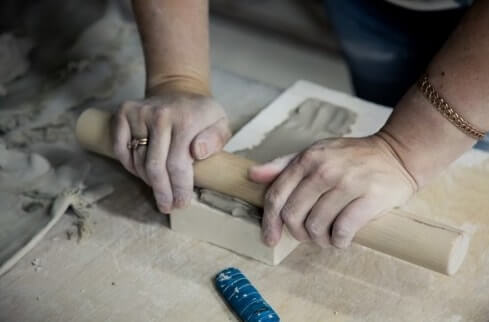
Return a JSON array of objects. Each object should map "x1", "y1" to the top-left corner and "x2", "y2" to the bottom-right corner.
[{"x1": 127, "y1": 137, "x2": 149, "y2": 150}]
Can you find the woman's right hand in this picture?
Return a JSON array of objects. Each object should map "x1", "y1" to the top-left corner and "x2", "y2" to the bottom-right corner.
[{"x1": 111, "y1": 90, "x2": 231, "y2": 213}]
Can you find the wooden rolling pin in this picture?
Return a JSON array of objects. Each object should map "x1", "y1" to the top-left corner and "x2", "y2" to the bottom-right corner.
[{"x1": 76, "y1": 108, "x2": 470, "y2": 275}]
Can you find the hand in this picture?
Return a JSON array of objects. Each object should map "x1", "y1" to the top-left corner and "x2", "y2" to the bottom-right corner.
[
  {"x1": 111, "y1": 90, "x2": 231, "y2": 213},
  {"x1": 249, "y1": 134, "x2": 418, "y2": 249}
]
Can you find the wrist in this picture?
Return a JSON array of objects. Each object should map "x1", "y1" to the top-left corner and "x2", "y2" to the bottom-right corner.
[
  {"x1": 378, "y1": 86, "x2": 476, "y2": 187},
  {"x1": 374, "y1": 130, "x2": 422, "y2": 189},
  {"x1": 146, "y1": 74, "x2": 211, "y2": 97},
  {"x1": 370, "y1": 132, "x2": 419, "y2": 192}
]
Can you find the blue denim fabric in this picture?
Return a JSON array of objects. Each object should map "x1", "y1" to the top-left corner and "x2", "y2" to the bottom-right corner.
[
  {"x1": 324, "y1": 0, "x2": 465, "y2": 107},
  {"x1": 324, "y1": 0, "x2": 489, "y2": 150}
]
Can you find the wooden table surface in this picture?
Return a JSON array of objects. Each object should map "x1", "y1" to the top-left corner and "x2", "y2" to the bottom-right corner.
[{"x1": 1, "y1": 69, "x2": 489, "y2": 322}]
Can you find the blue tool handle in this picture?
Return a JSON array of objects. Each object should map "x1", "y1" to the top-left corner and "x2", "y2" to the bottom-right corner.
[{"x1": 215, "y1": 267, "x2": 280, "y2": 322}]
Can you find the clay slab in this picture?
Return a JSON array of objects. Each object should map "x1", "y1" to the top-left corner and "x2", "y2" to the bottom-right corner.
[{"x1": 171, "y1": 95, "x2": 357, "y2": 265}]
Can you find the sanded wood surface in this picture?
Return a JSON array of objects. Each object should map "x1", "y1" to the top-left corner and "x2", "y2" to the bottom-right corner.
[{"x1": 2, "y1": 70, "x2": 489, "y2": 321}]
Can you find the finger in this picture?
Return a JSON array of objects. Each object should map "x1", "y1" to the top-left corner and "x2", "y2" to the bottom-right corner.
[
  {"x1": 191, "y1": 117, "x2": 232, "y2": 160},
  {"x1": 145, "y1": 124, "x2": 173, "y2": 213},
  {"x1": 167, "y1": 129, "x2": 194, "y2": 209},
  {"x1": 261, "y1": 159, "x2": 305, "y2": 246},
  {"x1": 280, "y1": 175, "x2": 330, "y2": 242},
  {"x1": 127, "y1": 107, "x2": 150, "y2": 184},
  {"x1": 132, "y1": 146, "x2": 149, "y2": 185},
  {"x1": 305, "y1": 187, "x2": 359, "y2": 247},
  {"x1": 111, "y1": 111, "x2": 136, "y2": 175},
  {"x1": 248, "y1": 154, "x2": 296, "y2": 184},
  {"x1": 331, "y1": 198, "x2": 378, "y2": 249}
]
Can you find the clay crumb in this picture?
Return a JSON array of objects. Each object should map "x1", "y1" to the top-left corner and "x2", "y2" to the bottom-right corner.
[
  {"x1": 31, "y1": 258, "x2": 42, "y2": 272},
  {"x1": 66, "y1": 230, "x2": 74, "y2": 240},
  {"x1": 73, "y1": 218, "x2": 92, "y2": 243}
]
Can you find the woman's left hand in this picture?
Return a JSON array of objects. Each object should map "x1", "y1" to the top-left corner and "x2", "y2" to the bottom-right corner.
[{"x1": 248, "y1": 134, "x2": 418, "y2": 249}]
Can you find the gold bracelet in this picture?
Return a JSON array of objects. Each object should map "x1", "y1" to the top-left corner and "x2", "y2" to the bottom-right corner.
[{"x1": 417, "y1": 74, "x2": 486, "y2": 140}]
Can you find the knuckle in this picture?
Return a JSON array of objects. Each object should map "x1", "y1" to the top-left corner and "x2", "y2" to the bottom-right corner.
[
  {"x1": 115, "y1": 108, "x2": 127, "y2": 122},
  {"x1": 319, "y1": 160, "x2": 335, "y2": 172},
  {"x1": 280, "y1": 204, "x2": 297, "y2": 223},
  {"x1": 298, "y1": 150, "x2": 316, "y2": 166},
  {"x1": 174, "y1": 109, "x2": 193, "y2": 129},
  {"x1": 332, "y1": 224, "x2": 353, "y2": 240},
  {"x1": 155, "y1": 105, "x2": 170, "y2": 114},
  {"x1": 154, "y1": 108, "x2": 171, "y2": 124},
  {"x1": 140, "y1": 105, "x2": 155, "y2": 120},
  {"x1": 139, "y1": 103, "x2": 152, "y2": 113},
  {"x1": 305, "y1": 219, "x2": 322, "y2": 238},
  {"x1": 337, "y1": 175, "x2": 355, "y2": 191},
  {"x1": 315, "y1": 166, "x2": 333, "y2": 183},
  {"x1": 265, "y1": 189, "x2": 282, "y2": 211},
  {"x1": 220, "y1": 122, "x2": 232, "y2": 141},
  {"x1": 179, "y1": 117, "x2": 192, "y2": 129},
  {"x1": 146, "y1": 159, "x2": 164, "y2": 177},
  {"x1": 167, "y1": 160, "x2": 188, "y2": 177},
  {"x1": 120, "y1": 101, "x2": 136, "y2": 113},
  {"x1": 281, "y1": 213, "x2": 294, "y2": 225}
]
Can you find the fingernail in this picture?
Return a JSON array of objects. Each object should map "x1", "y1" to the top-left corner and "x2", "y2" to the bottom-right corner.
[
  {"x1": 174, "y1": 196, "x2": 189, "y2": 208},
  {"x1": 155, "y1": 193, "x2": 171, "y2": 212},
  {"x1": 263, "y1": 232, "x2": 276, "y2": 246},
  {"x1": 197, "y1": 142, "x2": 209, "y2": 159},
  {"x1": 334, "y1": 238, "x2": 350, "y2": 249},
  {"x1": 157, "y1": 203, "x2": 171, "y2": 214}
]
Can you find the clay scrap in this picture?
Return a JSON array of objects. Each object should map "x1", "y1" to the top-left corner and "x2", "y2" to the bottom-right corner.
[
  {"x1": 0, "y1": 146, "x2": 113, "y2": 276},
  {"x1": 237, "y1": 97, "x2": 356, "y2": 162},
  {"x1": 172, "y1": 98, "x2": 357, "y2": 265}
]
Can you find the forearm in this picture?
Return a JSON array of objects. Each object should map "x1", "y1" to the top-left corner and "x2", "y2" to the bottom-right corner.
[
  {"x1": 132, "y1": 0, "x2": 210, "y2": 96},
  {"x1": 380, "y1": 0, "x2": 489, "y2": 187}
]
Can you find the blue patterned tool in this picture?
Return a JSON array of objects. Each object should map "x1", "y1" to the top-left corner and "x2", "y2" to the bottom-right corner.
[{"x1": 215, "y1": 267, "x2": 280, "y2": 322}]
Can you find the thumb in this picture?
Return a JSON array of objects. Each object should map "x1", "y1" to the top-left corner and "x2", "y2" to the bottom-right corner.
[
  {"x1": 248, "y1": 154, "x2": 296, "y2": 183},
  {"x1": 191, "y1": 118, "x2": 232, "y2": 160}
]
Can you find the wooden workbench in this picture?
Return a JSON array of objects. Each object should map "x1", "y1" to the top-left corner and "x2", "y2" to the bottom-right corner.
[{"x1": 1, "y1": 69, "x2": 489, "y2": 322}]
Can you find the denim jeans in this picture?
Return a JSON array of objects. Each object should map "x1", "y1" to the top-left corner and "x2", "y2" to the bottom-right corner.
[
  {"x1": 323, "y1": 0, "x2": 489, "y2": 149},
  {"x1": 324, "y1": 0, "x2": 465, "y2": 107}
]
